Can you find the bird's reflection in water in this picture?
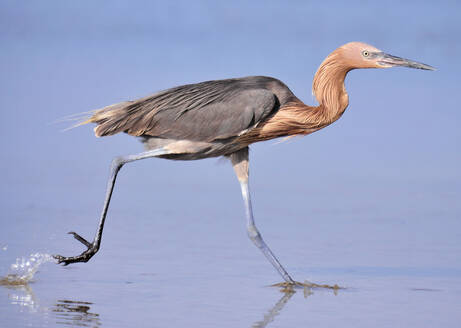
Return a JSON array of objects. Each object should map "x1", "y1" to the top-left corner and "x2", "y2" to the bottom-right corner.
[
  {"x1": 252, "y1": 284, "x2": 340, "y2": 328},
  {"x1": 2, "y1": 282, "x2": 101, "y2": 327},
  {"x1": 3, "y1": 278, "x2": 338, "y2": 328},
  {"x1": 252, "y1": 290, "x2": 295, "y2": 328},
  {"x1": 52, "y1": 299, "x2": 101, "y2": 328}
]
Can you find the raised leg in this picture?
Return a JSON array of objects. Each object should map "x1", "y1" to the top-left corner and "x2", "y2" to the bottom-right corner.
[
  {"x1": 229, "y1": 147, "x2": 295, "y2": 284},
  {"x1": 54, "y1": 148, "x2": 170, "y2": 265}
]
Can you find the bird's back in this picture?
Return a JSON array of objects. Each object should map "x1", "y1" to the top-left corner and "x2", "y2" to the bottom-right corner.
[{"x1": 85, "y1": 76, "x2": 299, "y2": 143}]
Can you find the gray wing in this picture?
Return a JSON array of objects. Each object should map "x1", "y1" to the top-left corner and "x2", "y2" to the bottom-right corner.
[{"x1": 91, "y1": 78, "x2": 279, "y2": 142}]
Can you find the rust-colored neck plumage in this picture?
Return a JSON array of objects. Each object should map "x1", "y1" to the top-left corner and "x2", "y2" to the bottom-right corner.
[
  {"x1": 312, "y1": 48, "x2": 350, "y2": 122},
  {"x1": 238, "y1": 48, "x2": 351, "y2": 143}
]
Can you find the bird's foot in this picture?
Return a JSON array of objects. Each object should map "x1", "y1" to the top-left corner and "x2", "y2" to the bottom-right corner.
[
  {"x1": 271, "y1": 280, "x2": 343, "y2": 293},
  {"x1": 53, "y1": 232, "x2": 99, "y2": 265}
]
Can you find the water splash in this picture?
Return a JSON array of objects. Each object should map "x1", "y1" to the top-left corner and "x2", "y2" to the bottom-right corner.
[{"x1": 0, "y1": 253, "x2": 54, "y2": 286}]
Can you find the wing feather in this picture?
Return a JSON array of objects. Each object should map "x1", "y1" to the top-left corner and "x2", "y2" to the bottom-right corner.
[{"x1": 89, "y1": 77, "x2": 282, "y2": 142}]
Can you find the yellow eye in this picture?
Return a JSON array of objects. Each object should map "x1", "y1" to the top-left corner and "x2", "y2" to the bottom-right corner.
[{"x1": 362, "y1": 50, "x2": 370, "y2": 57}]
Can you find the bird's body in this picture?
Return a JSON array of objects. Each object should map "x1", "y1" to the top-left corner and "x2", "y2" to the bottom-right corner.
[
  {"x1": 87, "y1": 75, "x2": 339, "y2": 161},
  {"x1": 55, "y1": 42, "x2": 434, "y2": 285},
  {"x1": 91, "y1": 76, "x2": 296, "y2": 159}
]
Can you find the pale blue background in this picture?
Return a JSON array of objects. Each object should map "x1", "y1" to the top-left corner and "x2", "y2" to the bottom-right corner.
[{"x1": 1, "y1": 1, "x2": 460, "y2": 327}]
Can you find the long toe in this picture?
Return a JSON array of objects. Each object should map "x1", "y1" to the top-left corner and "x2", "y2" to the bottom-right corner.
[
  {"x1": 54, "y1": 230, "x2": 99, "y2": 265},
  {"x1": 53, "y1": 254, "x2": 78, "y2": 266},
  {"x1": 53, "y1": 246, "x2": 98, "y2": 265},
  {"x1": 68, "y1": 232, "x2": 92, "y2": 248},
  {"x1": 53, "y1": 254, "x2": 66, "y2": 264},
  {"x1": 272, "y1": 281, "x2": 343, "y2": 291}
]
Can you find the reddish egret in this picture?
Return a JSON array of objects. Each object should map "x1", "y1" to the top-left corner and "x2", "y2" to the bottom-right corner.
[{"x1": 54, "y1": 42, "x2": 434, "y2": 285}]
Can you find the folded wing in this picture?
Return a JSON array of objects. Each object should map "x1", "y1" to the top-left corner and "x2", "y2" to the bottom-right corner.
[{"x1": 89, "y1": 78, "x2": 280, "y2": 142}]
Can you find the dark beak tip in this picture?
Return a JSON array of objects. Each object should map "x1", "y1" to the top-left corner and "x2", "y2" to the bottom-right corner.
[
  {"x1": 418, "y1": 62, "x2": 436, "y2": 71},
  {"x1": 381, "y1": 53, "x2": 435, "y2": 72},
  {"x1": 407, "y1": 62, "x2": 436, "y2": 71}
]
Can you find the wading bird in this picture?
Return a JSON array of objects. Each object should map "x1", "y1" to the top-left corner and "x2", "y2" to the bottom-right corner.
[{"x1": 54, "y1": 42, "x2": 434, "y2": 285}]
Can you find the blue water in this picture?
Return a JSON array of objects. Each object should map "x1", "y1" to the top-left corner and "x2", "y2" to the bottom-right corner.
[{"x1": 1, "y1": 1, "x2": 460, "y2": 327}]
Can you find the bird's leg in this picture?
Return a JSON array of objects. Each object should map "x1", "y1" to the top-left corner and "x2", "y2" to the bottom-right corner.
[
  {"x1": 54, "y1": 148, "x2": 170, "y2": 265},
  {"x1": 230, "y1": 148, "x2": 295, "y2": 284}
]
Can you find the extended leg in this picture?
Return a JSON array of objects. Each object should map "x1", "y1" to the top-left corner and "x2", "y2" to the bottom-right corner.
[
  {"x1": 230, "y1": 148, "x2": 295, "y2": 284},
  {"x1": 54, "y1": 148, "x2": 170, "y2": 265}
]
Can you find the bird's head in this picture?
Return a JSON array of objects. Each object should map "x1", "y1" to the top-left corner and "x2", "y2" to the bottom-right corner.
[{"x1": 337, "y1": 42, "x2": 435, "y2": 71}]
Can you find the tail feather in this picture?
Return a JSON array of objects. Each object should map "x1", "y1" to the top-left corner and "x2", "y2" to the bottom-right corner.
[
  {"x1": 60, "y1": 101, "x2": 133, "y2": 135},
  {"x1": 88, "y1": 101, "x2": 134, "y2": 137},
  {"x1": 54, "y1": 110, "x2": 97, "y2": 132}
]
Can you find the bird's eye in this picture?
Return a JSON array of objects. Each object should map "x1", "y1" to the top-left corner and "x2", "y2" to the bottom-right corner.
[{"x1": 362, "y1": 50, "x2": 370, "y2": 57}]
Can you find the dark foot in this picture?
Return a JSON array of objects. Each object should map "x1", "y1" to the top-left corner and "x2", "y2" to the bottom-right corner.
[
  {"x1": 53, "y1": 232, "x2": 99, "y2": 265},
  {"x1": 271, "y1": 280, "x2": 344, "y2": 292}
]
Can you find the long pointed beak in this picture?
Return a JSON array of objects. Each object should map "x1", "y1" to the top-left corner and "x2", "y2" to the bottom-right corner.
[{"x1": 377, "y1": 53, "x2": 435, "y2": 71}]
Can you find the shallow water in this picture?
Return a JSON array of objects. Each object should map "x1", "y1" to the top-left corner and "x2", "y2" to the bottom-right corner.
[
  {"x1": 1, "y1": 1, "x2": 461, "y2": 327},
  {"x1": 2, "y1": 196, "x2": 460, "y2": 327}
]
